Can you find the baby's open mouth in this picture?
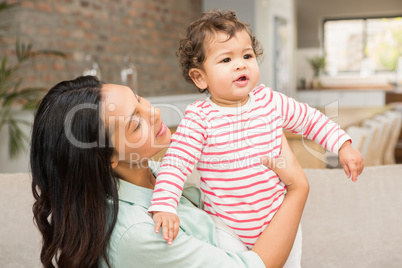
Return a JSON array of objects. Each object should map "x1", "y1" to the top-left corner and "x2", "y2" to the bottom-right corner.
[{"x1": 236, "y1": 75, "x2": 247, "y2": 81}]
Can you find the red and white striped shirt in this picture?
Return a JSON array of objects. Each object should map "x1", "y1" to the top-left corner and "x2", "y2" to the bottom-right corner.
[{"x1": 149, "y1": 85, "x2": 350, "y2": 248}]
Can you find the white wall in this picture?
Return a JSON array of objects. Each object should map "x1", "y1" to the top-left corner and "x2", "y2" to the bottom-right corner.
[
  {"x1": 203, "y1": 0, "x2": 255, "y2": 31},
  {"x1": 255, "y1": 0, "x2": 296, "y2": 97},
  {"x1": 203, "y1": 0, "x2": 297, "y2": 97}
]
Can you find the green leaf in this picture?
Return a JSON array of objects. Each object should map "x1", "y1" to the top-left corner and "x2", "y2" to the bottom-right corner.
[
  {"x1": 0, "y1": 2, "x2": 20, "y2": 13},
  {"x1": 0, "y1": 71, "x2": 21, "y2": 101},
  {"x1": 307, "y1": 56, "x2": 326, "y2": 77},
  {"x1": 0, "y1": 105, "x2": 11, "y2": 130},
  {"x1": 7, "y1": 118, "x2": 28, "y2": 159},
  {"x1": 15, "y1": 40, "x2": 67, "y2": 63},
  {"x1": 32, "y1": 49, "x2": 67, "y2": 58},
  {"x1": 2, "y1": 87, "x2": 44, "y2": 108},
  {"x1": 16, "y1": 39, "x2": 34, "y2": 63},
  {"x1": 0, "y1": 57, "x2": 6, "y2": 71}
]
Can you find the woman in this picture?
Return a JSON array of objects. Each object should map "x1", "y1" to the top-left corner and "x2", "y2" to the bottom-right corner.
[{"x1": 31, "y1": 76, "x2": 309, "y2": 268}]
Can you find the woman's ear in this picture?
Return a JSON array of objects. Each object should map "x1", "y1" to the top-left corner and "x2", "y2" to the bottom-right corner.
[
  {"x1": 110, "y1": 153, "x2": 119, "y2": 169},
  {"x1": 189, "y1": 68, "x2": 207, "y2": 90}
]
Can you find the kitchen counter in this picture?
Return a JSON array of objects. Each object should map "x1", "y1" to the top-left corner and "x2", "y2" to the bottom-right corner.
[
  {"x1": 299, "y1": 84, "x2": 402, "y2": 91},
  {"x1": 296, "y1": 88, "x2": 388, "y2": 107}
]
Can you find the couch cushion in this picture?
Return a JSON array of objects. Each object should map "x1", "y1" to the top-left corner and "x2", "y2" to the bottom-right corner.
[
  {"x1": 1, "y1": 165, "x2": 401, "y2": 267},
  {"x1": 0, "y1": 173, "x2": 41, "y2": 268},
  {"x1": 301, "y1": 165, "x2": 402, "y2": 268}
]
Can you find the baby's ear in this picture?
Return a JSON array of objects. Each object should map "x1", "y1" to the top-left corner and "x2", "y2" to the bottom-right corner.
[{"x1": 189, "y1": 68, "x2": 207, "y2": 90}]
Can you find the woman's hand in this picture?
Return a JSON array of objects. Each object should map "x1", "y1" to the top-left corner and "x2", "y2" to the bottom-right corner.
[
  {"x1": 254, "y1": 134, "x2": 309, "y2": 268},
  {"x1": 152, "y1": 211, "x2": 180, "y2": 245},
  {"x1": 261, "y1": 134, "x2": 309, "y2": 190}
]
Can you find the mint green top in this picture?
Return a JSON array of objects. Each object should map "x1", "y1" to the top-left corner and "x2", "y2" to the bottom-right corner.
[{"x1": 102, "y1": 164, "x2": 265, "y2": 267}]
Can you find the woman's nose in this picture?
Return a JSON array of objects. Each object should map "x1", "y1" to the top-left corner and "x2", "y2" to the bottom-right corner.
[
  {"x1": 153, "y1": 107, "x2": 161, "y2": 124},
  {"x1": 148, "y1": 105, "x2": 161, "y2": 126}
]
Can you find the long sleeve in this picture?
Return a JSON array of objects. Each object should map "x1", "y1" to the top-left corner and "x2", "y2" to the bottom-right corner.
[
  {"x1": 148, "y1": 104, "x2": 207, "y2": 214},
  {"x1": 115, "y1": 222, "x2": 265, "y2": 268},
  {"x1": 107, "y1": 180, "x2": 265, "y2": 268},
  {"x1": 272, "y1": 90, "x2": 351, "y2": 154}
]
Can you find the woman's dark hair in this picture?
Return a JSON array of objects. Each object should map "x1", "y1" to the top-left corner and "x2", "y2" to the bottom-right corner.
[
  {"x1": 177, "y1": 9, "x2": 263, "y2": 93},
  {"x1": 30, "y1": 76, "x2": 118, "y2": 267}
]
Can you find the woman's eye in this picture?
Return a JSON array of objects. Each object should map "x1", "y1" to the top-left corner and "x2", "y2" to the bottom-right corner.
[
  {"x1": 221, "y1": 58, "x2": 231, "y2": 63},
  {"x1": 133, "y1": 117, "x2": 142, "y2": 131}
]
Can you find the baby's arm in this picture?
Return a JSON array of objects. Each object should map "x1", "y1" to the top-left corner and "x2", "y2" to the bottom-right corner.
[
  {"x1": 272, "y1": 89, "x2": 364, "y2": 180},
  {"x1": 149, "y1": 106, "x2": 207, "y2": 243},
  {"x1": 273, "y1": 90, "x2": 349, "y2": 152}
]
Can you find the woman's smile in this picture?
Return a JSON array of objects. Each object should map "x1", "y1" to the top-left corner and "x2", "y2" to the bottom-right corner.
[{"x1": 156, "y1": 121, "x2": 168, "y2": 137}]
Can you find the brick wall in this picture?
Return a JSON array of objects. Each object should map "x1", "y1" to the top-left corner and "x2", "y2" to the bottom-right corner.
[{"x1": 1, "y1": 0, "x2": 201, "y2": 96}]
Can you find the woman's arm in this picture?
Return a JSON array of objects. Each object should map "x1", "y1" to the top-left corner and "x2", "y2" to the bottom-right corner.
[
  {"x1": 114, "y1": 135, "x2": 308, "y2": 268},
  {"x1": 115, "y1": 221, "x2": 265, "y2": 268},
  {"x1": 253, "y1": 134, "x2": 309, "y2": 268}
]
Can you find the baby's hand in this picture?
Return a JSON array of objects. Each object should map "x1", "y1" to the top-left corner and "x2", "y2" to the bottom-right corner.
[
  {"x1": 338, "y1": 141, "x2": 364, "y2": 182},
  {"x1": 152, "y1": 211, "x2": 180, "y2": 245}
]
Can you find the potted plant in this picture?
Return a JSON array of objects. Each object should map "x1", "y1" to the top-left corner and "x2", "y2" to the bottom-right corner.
[
  {"x1": 307, "y1": 56, "x2": 326, "y2": 88},
  {"x1": 0, "y1": 2, "x2": 66, "y2": 158}
]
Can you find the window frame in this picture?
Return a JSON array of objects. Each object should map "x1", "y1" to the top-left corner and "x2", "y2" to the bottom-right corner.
[{"x1": 322, "y1": 14, "x2": 402, "y2": 74}]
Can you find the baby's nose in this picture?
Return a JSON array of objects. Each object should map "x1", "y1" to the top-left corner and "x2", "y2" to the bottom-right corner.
[{"x1": 236, "y1": 61, "x2": 246, "y2": 70}]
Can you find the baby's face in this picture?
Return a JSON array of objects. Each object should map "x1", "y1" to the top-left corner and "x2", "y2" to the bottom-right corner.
[{"x1": 200, "y1": 30, "x2": 260, "y2": 107}]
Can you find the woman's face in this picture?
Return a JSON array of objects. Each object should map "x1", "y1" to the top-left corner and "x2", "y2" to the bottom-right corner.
[{"x1": 102, "y1": 84, "x2": 171, "y2": 166}]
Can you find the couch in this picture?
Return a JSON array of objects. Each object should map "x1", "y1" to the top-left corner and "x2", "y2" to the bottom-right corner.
[{"x1": 1, "y1": 165, "x2": 401, "y2": 267}]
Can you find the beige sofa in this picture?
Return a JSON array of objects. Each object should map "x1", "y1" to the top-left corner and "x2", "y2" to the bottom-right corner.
[{"x1": 1, "y1": 165, "x2": 401, "y2": 267}]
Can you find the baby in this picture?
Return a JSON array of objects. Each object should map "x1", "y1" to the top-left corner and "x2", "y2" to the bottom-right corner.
[{"x1": 149, "y1": 9, "x2": 363, "y2": 265}]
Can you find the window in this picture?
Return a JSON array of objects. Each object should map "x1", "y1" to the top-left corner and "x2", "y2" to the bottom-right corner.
[{"x1": 323, "y1": 16, "x2": 402, "y2": 75}]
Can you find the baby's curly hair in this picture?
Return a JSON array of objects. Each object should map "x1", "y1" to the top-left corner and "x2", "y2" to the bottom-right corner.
[{"x1": 177, "y1": 9, "x2": 263, "y2": 93}]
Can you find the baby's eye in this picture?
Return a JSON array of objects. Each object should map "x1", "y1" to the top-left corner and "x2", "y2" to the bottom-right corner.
[
  {"x1": 244, "y1": 54, "x2": 253, "y2": 59},
  {"x1": 221, "y1": 58, "x2": 231, "y2": 63}
]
